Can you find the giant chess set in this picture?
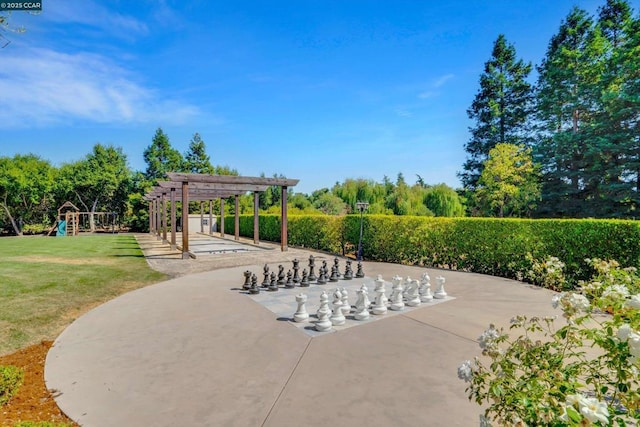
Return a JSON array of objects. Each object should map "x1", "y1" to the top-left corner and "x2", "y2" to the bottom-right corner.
[{"x1": 238, "y1": 255, "x2": 454, "y2": 337}]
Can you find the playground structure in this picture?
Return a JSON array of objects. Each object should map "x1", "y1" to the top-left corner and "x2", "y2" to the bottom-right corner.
[{"x1": 48, "y1": 202, "x2": 120, "y2": 236}]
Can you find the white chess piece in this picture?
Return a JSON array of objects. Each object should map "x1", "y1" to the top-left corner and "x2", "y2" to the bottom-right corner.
[
  {"x1": 293, "y1": 293, "x2": 309, "y2": 322},
  {"x1": 389, "y1": 279, "x2": 405, "y2": 311},
  {"x1": 372, "y1": 276, "x2": 388, "y2": 315},
  {"x1": 434, "y1": 276, "x2": 447, "y2": 299},
  {"x1": 406, "y1": 279, "x2": 421, "y2": 307},
  {"x1": 330, "y1": 293, "x2": 346, "y2": 326},
  {"x1": 315, "y1": 292, "x2": 333, "y2": 332},
  {"x1": 419, "y1": 273, "x2": 434, "y2": 303},
  {"x1": 354, "y1": 285, "x2": 370, "y2": 320},
  {"x1": 340, "y1": 287, "x2": 351, "y2": 315}
]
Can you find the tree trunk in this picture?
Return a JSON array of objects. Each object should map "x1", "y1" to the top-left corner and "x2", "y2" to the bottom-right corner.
[
  {"x1": 90, "y1": 199, "x2": 99, "y2": 232},
  {"x1": 1, "y1": 202, "x2": 22, "y2": 236}
]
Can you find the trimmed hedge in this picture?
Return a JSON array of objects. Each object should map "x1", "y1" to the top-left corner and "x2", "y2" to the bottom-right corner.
[{"x1": 222, "y1": 214, "x2": 640, "y2": 285}]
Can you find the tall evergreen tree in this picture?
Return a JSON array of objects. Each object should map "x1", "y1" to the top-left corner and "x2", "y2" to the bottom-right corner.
[
  {"x1": 143, "y1": 128, "x2": 184, "y2": 181},
  {"x1": 460, "y1": 34, "x2": 533, "y2": 190},
  {"x1": 184, "y1": 133, "x2": 215, "y2": 174}
]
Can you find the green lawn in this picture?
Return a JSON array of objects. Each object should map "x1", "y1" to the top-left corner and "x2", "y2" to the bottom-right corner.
[{"x1": 0, "y1": 234, "x2": 167, "y2": 355}]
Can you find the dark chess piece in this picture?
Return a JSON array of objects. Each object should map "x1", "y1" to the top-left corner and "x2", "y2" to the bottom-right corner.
[
  {"x1": 333, "y1": 257, "x2": 341, "y2": 279},
  {"x1": 329, "y1": 264, "x2": 339, "y2": 282},
  {"x1": 285, "y1": 270, "x2": 295, "y2": 288},
  {"x1": 308, "y1": 255, "x2": 317, "y2": 282},
  {"x1": 300, "y1": 269, "x2": 309, "y2": 287},
  {"x1": 268, "y1": 276, "x2": 279, "y2": 292},
  {"x1": 262, "y1": 264, "x2": 271, "y2": 287},
  {"x1": 317, "y1": 265, "x2": 327, "y2": 284},
  {"x1": 355, "y1": 261, "x2": 365, "y2": 278},
  {"x1": 249, "y1": 274, "x2": 260, "y2": 294},
  {"x1": 277, "y1": 265, "x2": 286, "y2": 285},
  {"x1": 292, "y1": 259, "x2": 300, "y2": 283},
  {"x1": 270, "y1": 272, "x2": 277, "y2": 288},
  {"x1": 243, "y1": 270, "x2": 252, "y2": 289},
  {"x1": 343, "y1": 260, "x2": 353, "y2": 280}
]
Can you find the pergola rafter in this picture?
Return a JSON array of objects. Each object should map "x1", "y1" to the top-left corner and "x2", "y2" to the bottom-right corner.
[{"x1": 144, "y1": 173, "x2": 299, "y2": 258}]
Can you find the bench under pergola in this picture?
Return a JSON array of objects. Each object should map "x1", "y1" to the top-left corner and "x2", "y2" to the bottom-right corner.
[{"x1": 144, "y1": 173, "x2": 299, "y2": 258}]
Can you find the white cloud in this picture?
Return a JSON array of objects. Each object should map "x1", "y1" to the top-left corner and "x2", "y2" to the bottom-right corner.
[
  {"x1": 418, "y1": 91, "x2": 435, "y2": 99},
  {"x1": 0, "y1": 48, "x2": 199, "y2": 128},
  {"x1": 433, "y1": 73, "x2": 454, "y2": 88},
  {"x1": 44, "y1": 0, "x2": 148, "y2": 36}
]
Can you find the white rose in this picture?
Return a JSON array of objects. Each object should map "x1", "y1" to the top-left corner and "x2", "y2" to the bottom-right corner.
[{"x1": 625, "y1": 294, "x2": 640, "y2": 309}]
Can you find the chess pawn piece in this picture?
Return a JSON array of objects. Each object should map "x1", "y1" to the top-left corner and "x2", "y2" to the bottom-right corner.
[
  {"x1": 315, "y1": 292, "x2": 333, "y2": 332},
  {"x1": 285, "y1": 270, "x2": 295, "y2": 288},
  {"x1": 300, "y1": 269, "x2": 310, "y2": 287},
  {"x1": 355, "y1": 261, "x2": 365, "y2": 278},
  {"x1": 293, "y1": 293, "x2": 309, "y2": 322},
  {"x1": 249, "y1": 274, "x2": 260, "y2": 294},
  {"x1": 434, "y1": 276, "x2": 447, "y2": 299},
  {"x1": 389, "y1": 279, "x2": 405, "y2": 311},
  {"x1": 269, "y1": 272, "x2": 277, "y2": 289},
  {"x1": 372, "y1": 276, "x2": 388, "y2": 315},
  {"x1": 329, "y1": 264, "x2": 339, "y2": 282},
  {"x1": 333, "y1": 257, "x2": 341, "y2": 278},
  {"x1": 343, "y1": 260, "x2": 353, "y2": 280},
  {"x1": 262, "y1": 264, "x2": 270, "y2": 287},
  {"x1": 292, "y1": 258, "x2": 301, "y2": 283},
  {"x1": 330, "y1": 288, "x2": 345, "y2": 326},
  {"x1": 317, "y1": 266, "x2": 327, "y2": 284},
  {"x1": 354, "y1": 285, "x2": 370, "y2": 320},
  {"x1": 406, "y1": 279, "x2": 421, "y2": 307},
  {"x1": 243, "y1": 270, "x2": 252, "y2": 290},
  {"x1": 419, "y1": 273, "x2": 433, "y2": 303},
  {"x1": 340, "y1": 287, "x2": 350, "y2": 315},
  {"x1": 277, "y1": 265, "x2": 286, "y2": 285},
  {"x1": 308, "y1": 255, "x2": 317, "y2": 282}
]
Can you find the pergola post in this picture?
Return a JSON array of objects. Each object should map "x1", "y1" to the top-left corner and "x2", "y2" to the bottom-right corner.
[
  {"x1": 200, "y1": 202, "x2": 204, "y2": 233},
  {"x1": 148, "y1": 201, "x2": 153, "y2": 233},
  {"x1": 156, "y1": 197, "x2": 162, "y2": 240},
  {"x1": 181, "y1": 181, "x2": 190, "y2": 259},
  {"x1": 281, "y1": 186, "x2": 288, "y2": 251},
  {"x1": 170, "y1": 188, "x2": 177, "y2": 250},
  {"x1": 234, "y1": 195, "x2": 240, "y2": 241},
  {"x1": 220, "y1": 198, "x2": 225, "y2": 238},
  {"x1": 253, "y1": 191, "x2": 259, "y2": 244},
  {"x1": 208, "y1": 200, "x2": 213, "y2": 235},
  {"x1": 162, "y1": 192, "x2": 168, "y2": 243}
]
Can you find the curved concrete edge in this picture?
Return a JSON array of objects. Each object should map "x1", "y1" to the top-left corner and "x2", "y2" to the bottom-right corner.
[{"x1": 45, "y1": 262, "x2": 560, "y2": 426}]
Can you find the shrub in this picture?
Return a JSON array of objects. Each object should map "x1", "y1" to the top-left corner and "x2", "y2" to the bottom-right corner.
[{"x1": 0, "y1": 365, "x2": 24, "y2": 406}]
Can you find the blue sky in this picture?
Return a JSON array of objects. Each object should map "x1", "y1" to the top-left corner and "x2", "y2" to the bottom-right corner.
[{"x1": 1, "y1": 0, "x2": 637, "y2": 194}]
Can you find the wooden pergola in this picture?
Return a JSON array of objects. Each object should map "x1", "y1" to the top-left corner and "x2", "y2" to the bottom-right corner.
[{"x1": 144, "y1": 173, "x2": 299, "y2": 259}]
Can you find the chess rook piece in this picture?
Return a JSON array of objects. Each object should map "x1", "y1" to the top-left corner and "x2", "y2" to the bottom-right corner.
[
  {"x1": 343, "y1": 260, "x2": 353, "y2": 280},
  {"x1": 285, "y1": 270, "x2": 295, "y2": 288},
  {"x1": 300, "y1": 269, "x2": 310, "y2": 287},
  {"x1": 249, "y1": 274, "x2": 260, "y2": 294},
  {"x1": 329, "y1": 264, "x2": 339, "y2": 282},
  {"x1": 406, "y1": 279, "x2": 421, "y2": 307},
  {"x1": 340, "y1": 287, "x2": 350, "y2": 315},
  {"x1": 243, "y1": 270, "x2": 252, "y2": 290},
  {"x1": 292, "y1": 258, "x2": 301, "y2": 283},
  {"x1": 308, "y1": 255, "x2": 317, "y2": 282},
  {"x1": 434, "y1": 276, "x2": 447, "y2": 299},
  {"x1": 372, "y1": 275, "x2": 388, "y2": 315},
  {"x1": 419, "y1": 272, "x2": 433, "y2": 303},
  {"x1": 262, "y1": 264, "x2": 270, "y2": 287},
  {"x1": 293, "y1": 293, "x2": 309, "y2": 322},
  {"x1": 354, "y1": 285, "x2": 370, "y2": 320},
  {"x1": 315, "y1": 291, "x2": 333, "y2": 332},
  {"x1": 355, "y1": 261, "x2": 365, "y2": 278},
  {"x1": 277, "y1": 265, "x2": 286, "y2": 286}
]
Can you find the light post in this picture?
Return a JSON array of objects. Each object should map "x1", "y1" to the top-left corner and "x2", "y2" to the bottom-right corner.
[{"x1": 356, "y1": 201, "x2": 369, "y2": 261}]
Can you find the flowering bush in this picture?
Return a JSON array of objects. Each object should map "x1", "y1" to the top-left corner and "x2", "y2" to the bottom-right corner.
[
  {"x1": 459, "y1": 258, "x2": 640, "y2": 426},
  {"x1": 526, "y1": 254, "x2": 568, "y2": 291}
]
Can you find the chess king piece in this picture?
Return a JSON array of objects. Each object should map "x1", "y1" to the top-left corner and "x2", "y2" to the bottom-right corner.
[
  {"x1": 329, "y1": 264, "x2": 339, "y2": 282},
  {"x1": 419, "y1": 272, "x2": 433, "y2": 303},
  {"x1": 406, "y1": 279, "x2": 421, "y2": 307},
  {"x1": 343, "y1": 260, "x2": 353, "y2": 280},
  {"x1": 292, "y1": 258, "x2": 301, "y2": 283},
  {"x1": 243, "y1": 270, "x2": 252, "y2": 290},
  {"x1": 354, "y1": 284, "x2": 370, "y2": 320},
  {"x1": 285, "y1": 270, "x2": 295, "y2": 288},
  {"x1": 434, "y1": 276, "x2": 447, "y2": 299},
  {"x1": 372, "y1": 275, "x2": 388, "y2": 315},
  {"x1": 262, "y1": 264, "x2": 270, "y2": 287},
  {"x1": 249, "y1": 274, "x2": 260, "y2": 294},
  {"x1": 330, "y1": 288, "x2": 345, "y2": 326},
  {"x1": 315, "y1": 291, "x2": 333, "y2": 332},
  {"x1": 355, "y1": 261, "x2": 365, "y2": 278},
  {"x1": 293, "y1": 293, "x2": 309, "y2": 322},
  {"x1": 300, "y1": 269, "x2": 310, "y2": 287},
  {"x1": 340, "y1": 287, "x2": 350, "y2": 315},
  {"x1": 308, "y1": 255, "x2": 317, "y2": 282},
  {"x1": 277, "y1": 265, "x2": 286, "y2": 285},
  {"x1": 389, "y1": 278, "x2": 405, "y2": 311}
]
